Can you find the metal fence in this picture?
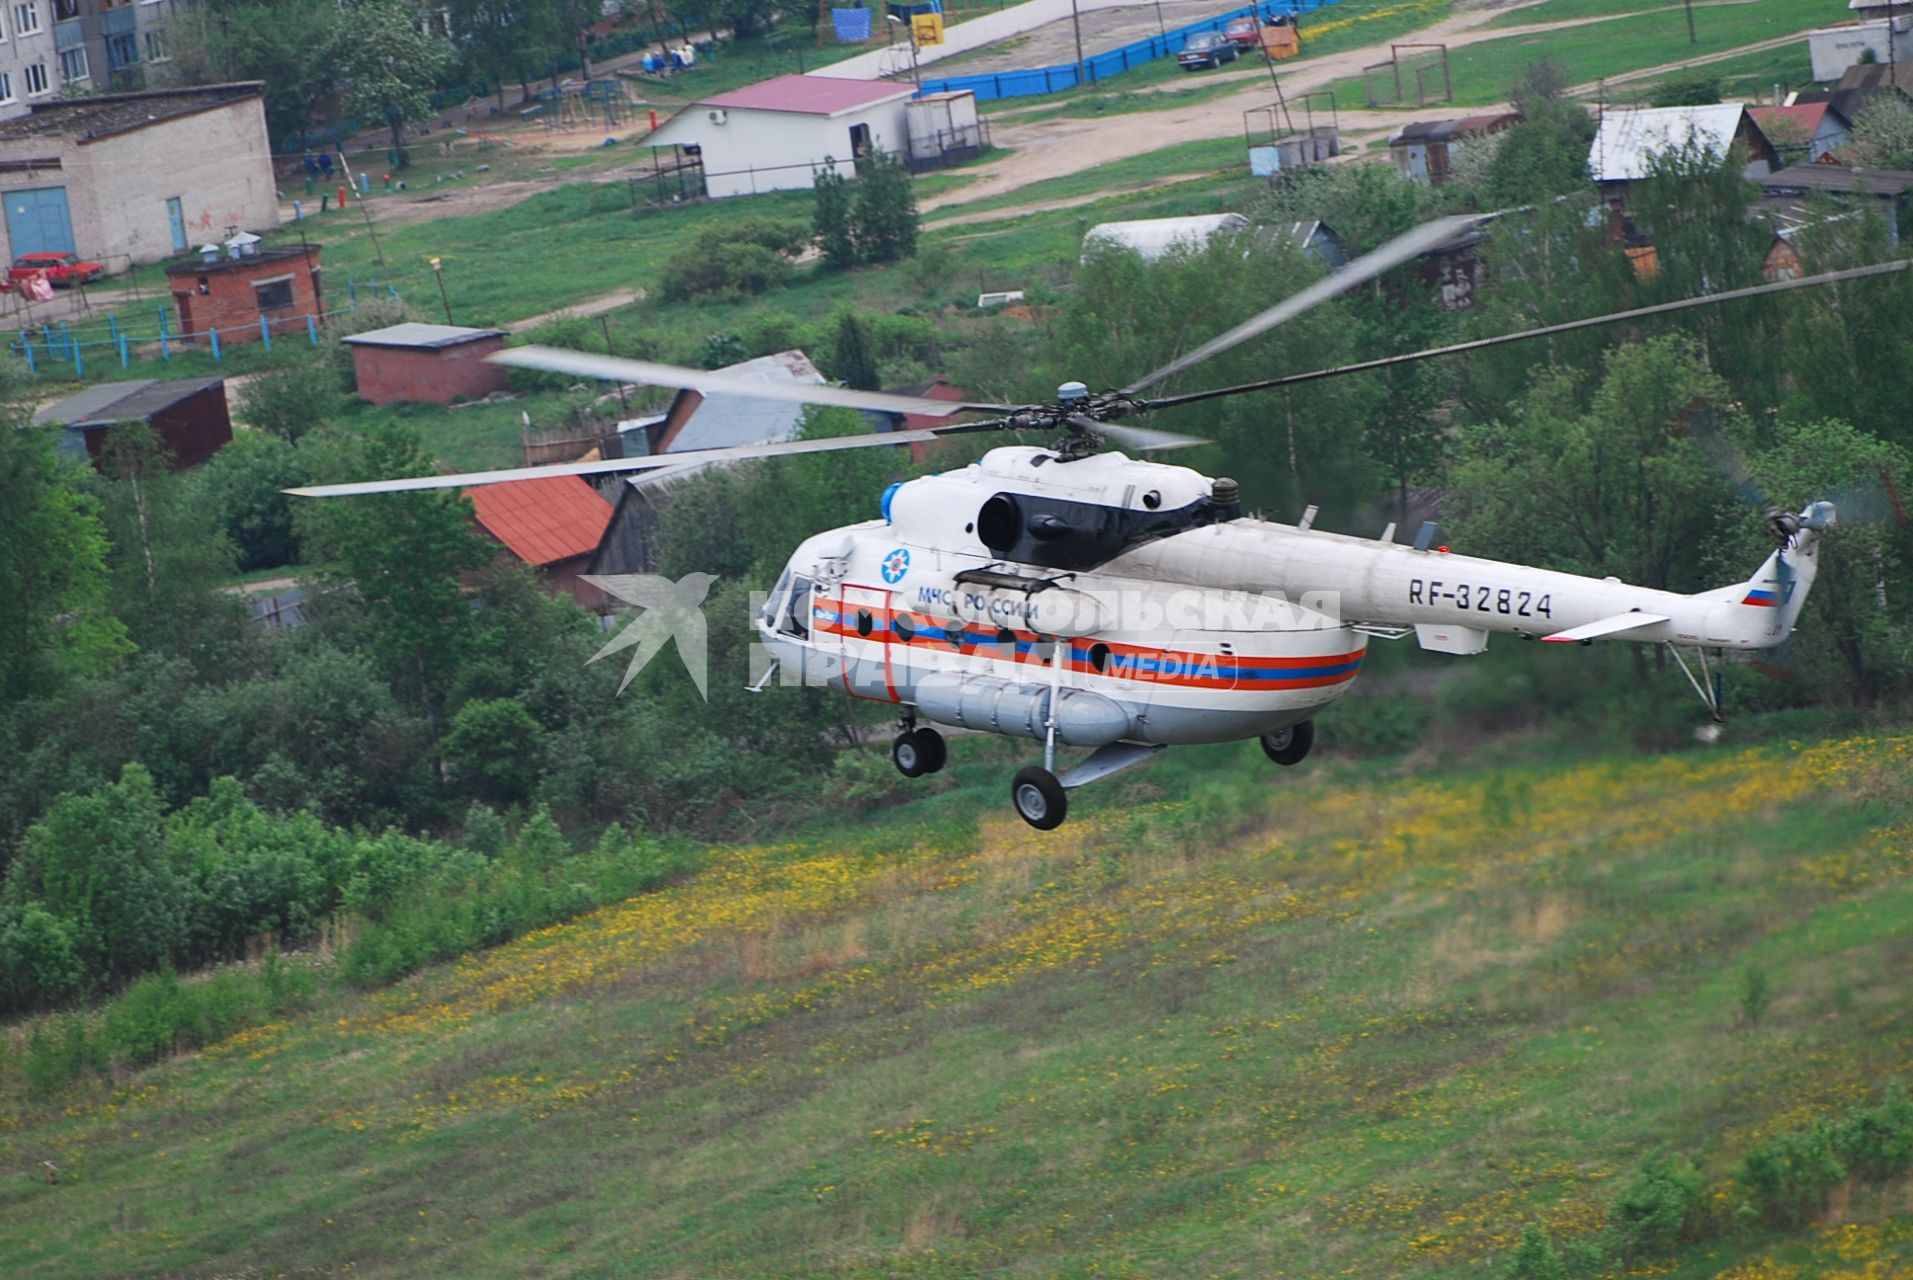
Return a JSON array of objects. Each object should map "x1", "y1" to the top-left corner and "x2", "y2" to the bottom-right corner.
[
  {"x1": 4, "y1": 281, "x2": 401, "y2": 378},
  {"x1": 915, "y1": 0, "x2": 1341, "y2": 103}
]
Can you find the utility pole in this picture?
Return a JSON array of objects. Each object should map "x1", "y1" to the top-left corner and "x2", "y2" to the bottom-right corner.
[
  {"x1": 1070, "y1": 0, "x2": 1086, "y2": 87},
  {"x1": 1684, "y1": 0, "x2": 1696, "y2": 44},
  {"x1": 430, "y1": 257, "x2": 452, "y2": 324}
]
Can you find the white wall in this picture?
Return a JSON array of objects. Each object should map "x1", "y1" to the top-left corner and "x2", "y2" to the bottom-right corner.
[
  {"x1": 821, "y1": 0, "x2": 1168, "y2": 80},
  {"x1": 1809, "y1": 19, "x2": 1913, "y2": 84},
  {"x1": 674, "y1": 100, "x2": 912, "y2": 197},
  {"x1": 0, "y1": 94, "x2": 279, "y2": 265}
]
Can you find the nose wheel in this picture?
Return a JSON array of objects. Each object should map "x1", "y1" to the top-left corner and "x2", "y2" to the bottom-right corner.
[
  {"x1": 891, "y1": 727, "x2": 947, "y2": 778},
  {"x1": 1260, "y1": 720, "x2": 1314, "y2": 767}
]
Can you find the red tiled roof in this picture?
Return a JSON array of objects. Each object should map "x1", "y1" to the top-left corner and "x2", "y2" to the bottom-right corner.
[
  {"x1": 1750, "y1": 103, "x2": 1831, "y2": 136},
  {"x1": 469, "y1": 476, "x2": 613, "y2": 567},
  {"x1": 701, "y1": 74, "x2": 913, "y2": 116}
]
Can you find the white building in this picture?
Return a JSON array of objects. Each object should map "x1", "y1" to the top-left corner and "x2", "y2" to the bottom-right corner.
[
  {"x1": 1808, "y1": 17, "x2": 1913, "y2": 83},
  {"x1": 643, "y1": 74, "x2": 915, "y2": 199},
  {"x1": 0, "y1": 82, "x2": 278, "y2": 267}
]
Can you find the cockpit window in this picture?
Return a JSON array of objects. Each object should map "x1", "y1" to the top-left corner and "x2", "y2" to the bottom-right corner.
[{"x1": 773, "y1": 574, "x2": 813, "y2": 638}]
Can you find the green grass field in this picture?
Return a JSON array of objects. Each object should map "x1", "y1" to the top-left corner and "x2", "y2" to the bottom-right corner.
[
  {"x1": 1324, "y1": 0, "x2": 1837, "y2": 108},
  {"x1": 3, "y1": 729, "x2": 1909, "y2": 1277}
]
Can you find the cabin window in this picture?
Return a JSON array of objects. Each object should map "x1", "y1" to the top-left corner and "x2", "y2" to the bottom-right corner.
[
  {"x1": 252, "y1": 276, "x2": 295, "y2": 311},
  {"x1": 1088, "y1": 643, "x2": 1111, "y2": 673},
  {"x1": 772, "y1": 574, "x2": 811, "y2": 638},
  {"x1": 855, "y1": 609, "x2": 874, "y2": 638}
]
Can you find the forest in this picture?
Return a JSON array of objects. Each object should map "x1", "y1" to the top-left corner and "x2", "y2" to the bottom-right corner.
[{"x1": 2, "y1": 84, "x2": 1911, "y2": 1074}]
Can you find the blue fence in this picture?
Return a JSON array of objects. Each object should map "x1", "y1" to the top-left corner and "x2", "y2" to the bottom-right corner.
[
  {"x1": 5, "y1": 282, "x2": 401, "y2": 378},
  {"x1": 917, "y1": 0, "x2": 1340, "y2": 103}
]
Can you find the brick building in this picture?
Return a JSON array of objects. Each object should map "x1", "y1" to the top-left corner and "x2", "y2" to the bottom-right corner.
[
  {"x1": 0, "y1": 82, "x2": 277, "y2": 268},
  {"x1": 32, "y1": 376, "x2": 232, "y2": 470},
  {"x1": 341, "y1": 323, "x2": 510, "y2": 405},
  {"x1": 164, "y1": 241, "x2": 323, "y2": 347}
]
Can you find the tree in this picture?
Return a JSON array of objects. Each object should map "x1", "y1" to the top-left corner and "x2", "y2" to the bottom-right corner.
[
  {"x1": 1851, "y1": 94, "x2": 1913, "y2": 171},
  {"x1": 92, "y1": 425, "x2": 245, "y2": 668},
  {"x1": 241, "y1": 358, "x2": 345, "y2": 444},
  {"x1": 852, "y1": 148, "x2": 919, "y2": 263},
  {"x1": 158, "y1": 1, "x2": 345, "y2": 146},
  {"x1": 443, "y1": 697, "x2": 546, "y2": 806},
  {"x1": 3, "y1": 763, "x2": 184, "y2": 990},
  {"x1": 1481, "y1": 97, "x2": 1593, "y2": 207},
  {"x1": 0, "y1": 417, "x2": 130, "y2": 702},
  {"x1": 812, "y1": 161, "x2": 857, "y2": 269},
  {"x1": 451, "y1": 0, "x2": 562, "y2": 108},
  {"x1": 295, "y1": 422, "x2": 491, "y2": 731},
  {"x1": 1447, "y1": 334, "x2": 1742, "y2": 595},
  {"x1": 201, "y1": 431, "x2": 306, "y2": 571},
  {"x1": 328, "y1": 0, "x2": 453, "y2": 157},
  {"x1": 831, "y1": 311, "x2": 882, "y2": 390}
]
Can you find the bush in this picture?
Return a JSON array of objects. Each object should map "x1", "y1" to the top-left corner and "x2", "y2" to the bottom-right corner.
[
  {"x1": 659, "y1": 219, "x2": 808, "y2": 302},
  {"x1": 1504, "y1": 1222, "x2": 1564, "y2": 1280},
  {"x1": 1737, "y1": 1121, "x2": 1845, "y2": 1228},
  {"x1": 1832, "y1": 1078, "x2": 1913, "y2": 1183},
  {"x1": 1611, "y1": 1151, "x2": 1704, "y2": 1255}
]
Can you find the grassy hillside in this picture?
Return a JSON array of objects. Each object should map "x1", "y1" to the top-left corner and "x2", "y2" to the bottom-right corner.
[{"x1": 2, "y1": 729, "x2": 1910, "y2": 1277}]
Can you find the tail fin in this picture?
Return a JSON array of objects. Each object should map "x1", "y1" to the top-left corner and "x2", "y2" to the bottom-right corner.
[{"x1": 1735, "y1": 501, "x2": 1834, "y2": 637}]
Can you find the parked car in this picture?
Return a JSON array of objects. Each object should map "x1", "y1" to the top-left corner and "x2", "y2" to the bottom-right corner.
[
  {"x1": 9, "y1": 251, "x2": 105, "y2": 287},
  {"x1": 1223, "y1": 15, "x2": 1262, "y2": 48},
  {"x1": 1177, "y1": 31, "x2": 1241, "y2": 71}
]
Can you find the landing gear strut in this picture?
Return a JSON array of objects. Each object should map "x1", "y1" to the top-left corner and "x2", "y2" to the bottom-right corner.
[
  {"x1": 1260, "y1": 720, "x2": 1314, "y2": 767},
  {"x1": 891, "y1": 725, "x2": 947, "y2": 778}
]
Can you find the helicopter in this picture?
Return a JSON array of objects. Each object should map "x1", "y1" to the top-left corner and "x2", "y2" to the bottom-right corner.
[{"x1": 294, "y1": 215, "x2": 1903, "y2": 829}]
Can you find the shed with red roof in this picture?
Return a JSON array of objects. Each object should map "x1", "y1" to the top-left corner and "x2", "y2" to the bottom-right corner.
[
  {"x1": 643, "y1": 74, "x2": 915, "y2": 198},
  {"x1": 1748, "y1": 103, "x2": 1851, "y2": 166},
  {"x1": 467, "y1": 475, "x2": 615, "y2": 609}
]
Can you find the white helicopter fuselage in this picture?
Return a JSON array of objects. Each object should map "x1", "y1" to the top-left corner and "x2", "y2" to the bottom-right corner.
[{"x1": 756, "y1": 448, "x2": 1823, "y2": 753}]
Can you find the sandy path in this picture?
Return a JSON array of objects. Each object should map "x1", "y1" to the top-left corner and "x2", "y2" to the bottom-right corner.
[{"x1": 507, "y1": 287, "x2": 650, "y2": 333}]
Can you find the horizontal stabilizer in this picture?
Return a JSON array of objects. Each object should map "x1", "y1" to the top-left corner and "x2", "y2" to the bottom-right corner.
[{"x1": 1542, "y1": 612, "x2": 1669, "y2": 644}]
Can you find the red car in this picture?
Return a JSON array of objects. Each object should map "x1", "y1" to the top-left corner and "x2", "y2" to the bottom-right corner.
[
  {"x1": 9, "y1": 251, "x2": 105, "y2": 287},
  {"x1": 1224, "y1": 15, "x2": 1262, "y2": 48}
]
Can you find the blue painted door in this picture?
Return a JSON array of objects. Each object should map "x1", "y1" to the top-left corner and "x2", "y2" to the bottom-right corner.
[
  {"x1": 166, "y1": 196, "x2": 187, "y2": 252},
  {"x1": 5, "y1": 186, "x2": 76, "y2": 257}
]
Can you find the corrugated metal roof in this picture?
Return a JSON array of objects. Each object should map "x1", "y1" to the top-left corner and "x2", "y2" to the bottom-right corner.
[
  {"x1": 701, "y1": 74, "x2": 914, "y2": 117},
  {"x1": 1590, "y1": 104, "x2": 1749, "y2": 182},
  {"x1": 468, "y1": 475, "x2": 614, "y2": 566},
  {"x1": 341, "y1": 323, "x2": 507, "y2": 349},
  {"x1": 1763, "y1": 162, "x2": 1913, "y2": 195},
  {"x1": 1082, "y1": 213, "x2": 1251, "y2": 260},
  {"x1": 668, "y1": 350, "x2": 824, "y2": 453},
  {"x1": 33, "y1": 377, "x2": 225, "y2": 428}
]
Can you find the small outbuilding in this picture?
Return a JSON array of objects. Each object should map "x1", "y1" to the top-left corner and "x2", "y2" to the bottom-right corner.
[
  {"x1": 642, "y1": 75, "x2": 916, "y2": 198},
  {"x1": 1388, "y1": 113, "x2": 1521, "y2": 186},
  {"x1": 1082, "y1": 213, "x2": 1252, "y2": 262},
  {"x1": 1590, "y1": 104, "x2": 1779, "y2": 205},
  {"x1": 165, "y1": 241, "x2": 324, "y2": 347},
  {"x1": 342, "y1": 323, "x2": 511, "y2": 405},
  {"x1": 626, "y1": 349, "x2": 826, "y2": 455},
  {"x1": 1748, "y1": 104, "x2": 1852, "y2": 166},
  {"x1": 467, "y1": 475, "x2": 616, "y2": 609},
  {"x1": 32, "y1": 377, "x2": 232, "y2": 470}
]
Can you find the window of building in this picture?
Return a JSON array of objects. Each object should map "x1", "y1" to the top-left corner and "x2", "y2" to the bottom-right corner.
[
  {"x1": 12, "y1": 2, "x2": 38, "y2": 35},
  {"x1": 57, "y1": 45, "x2": 85, "y2": 82},
  {"x1": 253, "y1": 277, "x2": 295, "y2": 312},
  {"x1": 143, "y1": 27, "x2": 165, "y2": 60},
  {"x1": 105, "y1": 31, "x2": 134, "y2": 69},
  {"x1": 23, "y1": 61, "x2": 48, "y2": 95},
  {"x1": 52, "y1": 0, "x2": 74, "y2": 18},
  {"x1": 0, "y1": 72, "x2": 14, "y2": 104}
]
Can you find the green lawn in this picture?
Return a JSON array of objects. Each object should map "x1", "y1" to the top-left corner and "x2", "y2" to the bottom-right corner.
[
  {"x1": 1321, "y1": 0, "x2": 1843, "y2": 107},
  {"x1": 2, "y1": 730, "x2": 1908, "y2": 1277}
]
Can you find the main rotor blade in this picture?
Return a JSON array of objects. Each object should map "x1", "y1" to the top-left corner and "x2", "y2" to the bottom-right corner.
[
  {"x1": 1139, "y1": 258, "x2": 1913, "y2": 413},
  {"x1": 1677, "y1": 397, "x2": 1775, "y2": 515},
  {"x1": 1069, "y1": 415, "x2": 1207, "y2": 454},
  {"x1": 1123, "y1": 213, "x2": 1489, "y2": 395},
  {"x1": 493, "y1": 347, "x2": 1023, "y2": 417},
  {"x1": 287, "y1": 425, "x2": 975, "y2": 497}
]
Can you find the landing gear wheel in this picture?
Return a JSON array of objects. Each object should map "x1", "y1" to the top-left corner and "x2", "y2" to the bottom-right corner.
[
  {"x1": 913, "y1": 727, "x2": 947, "y2": 774},
  {"x1": 1260, "y1": 720, "x2": 1314, "y2": 767},
  {"x1": 892, "y1": 731, "x2": 928, "y2": 778},
  {"x1": 1011, "y1": 766, "x2": 1068, "y2": 830}
]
